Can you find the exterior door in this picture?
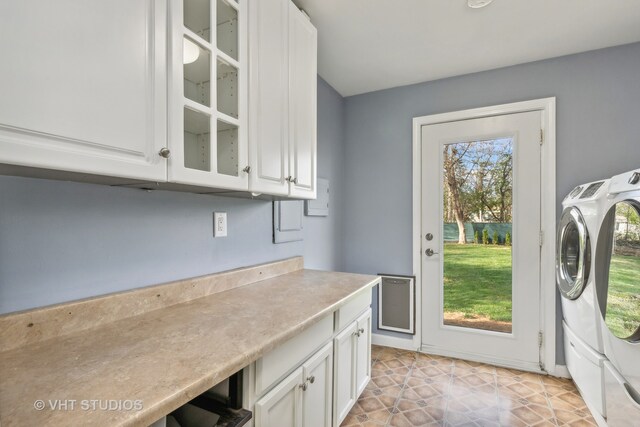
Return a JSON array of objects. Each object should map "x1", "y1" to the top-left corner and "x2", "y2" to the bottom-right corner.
[{"x1": 420, "y1": 111, "x2": 543, "y2": 370}]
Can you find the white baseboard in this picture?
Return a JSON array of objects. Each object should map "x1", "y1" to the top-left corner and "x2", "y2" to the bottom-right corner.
[
  {"x1": 371, "y1": 333, "x2": 417, "y2": 351},
  {"x1": 551, "y1": 364, "x2": 571, "y2": 378}
]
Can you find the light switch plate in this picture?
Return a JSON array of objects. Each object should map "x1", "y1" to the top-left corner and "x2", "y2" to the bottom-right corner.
[{"x1": 213, "y1": 212, "x2": 227, "y2": 237}]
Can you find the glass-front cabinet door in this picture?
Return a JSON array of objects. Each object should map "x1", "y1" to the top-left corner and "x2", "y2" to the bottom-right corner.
[{"x1": 168, "y1": 0, "x2": 249, "y2": 190}]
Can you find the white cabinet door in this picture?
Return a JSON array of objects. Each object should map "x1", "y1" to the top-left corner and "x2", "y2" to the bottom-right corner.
[
  {"x1": 167, "y1": 0, "x2": 250, "y2": 190},
  {"x1": 287, "y1": 5, "x2": 317, "y2": 199},
  {"x1": 333, "y1": 321, "x2": 358, "y2": 427},
  {"x1": 302, "y1": 342, "x2": 332, "y2": 427},
  {"x1": 255, "y1": 366, "x2": 303, "y2": 427},
  {"x1": 248, "y1": 0, "x2": 289, "y2": 196},
  {"x1": 0, "y1": 0, "x2": 167, "y2": 182},
  {"x1": 355, "y1": 309, "x2": 372, "y2": 397}
]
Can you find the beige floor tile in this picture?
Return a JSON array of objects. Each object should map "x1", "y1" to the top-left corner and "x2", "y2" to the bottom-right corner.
[{"x1": 346, "y1": 346, "x2": 594, "y2": 427}]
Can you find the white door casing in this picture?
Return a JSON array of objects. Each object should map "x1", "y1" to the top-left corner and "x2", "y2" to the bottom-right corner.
[{"x1": 420, "y1": 111, "x2": 543, "y2": 371}]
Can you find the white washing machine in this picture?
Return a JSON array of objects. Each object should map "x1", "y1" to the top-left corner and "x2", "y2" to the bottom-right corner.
[
  {"x1": 594, "y1": 168, "x2": 640, "y2": 424},
  {"x1": 557, "y1": 178, "x2": 610, "y2": 418}
]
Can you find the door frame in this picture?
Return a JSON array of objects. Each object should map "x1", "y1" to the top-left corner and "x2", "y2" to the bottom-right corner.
[{"x1": 411, "y1": 98, "x2": 559, "y2": 374}]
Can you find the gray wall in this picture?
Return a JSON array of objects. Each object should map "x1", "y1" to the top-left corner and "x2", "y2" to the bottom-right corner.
[
  {"x1": 342, "y1": 42, "x2": 640, "y2": 360},
  {"x1": 304, "y1": 78, "x2": 346, "y2": 271},
  {"x1": 0, "y1": 77, "x2": 345, "y2": 314}
]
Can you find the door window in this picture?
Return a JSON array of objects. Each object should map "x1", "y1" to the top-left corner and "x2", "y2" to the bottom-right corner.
[
  {"x1": 598, "y1": 201, "x2": 640, "y2": 341},
  {"x1": 557, "y1": 208, "x2": 590, "y2": 300}
]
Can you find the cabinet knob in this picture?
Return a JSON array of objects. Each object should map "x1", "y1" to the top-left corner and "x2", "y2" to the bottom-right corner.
[
  {"x1": 354, "y1": 331, "x2": 361, "y2": 337},
  {"x1": 359, "y1": 328, "x2": 365, "y2": 334},
  {"x1": 242, "y1": 166, "x2": 251, "y2": 174},
  {"x1": 285, "y1": 176, "x2": 298, "y2": 184},
  {"x1": 299, "y1": 382, "x2": 308, "y2": 391},
  {"x1": 307, "y1": 375, "x2": 315, "y2": 384},
  {"x1": 292, "y1": 177, "x2": 298, "y2": 184},
  {"x1": 158, "y1": 148, "x2": 171, "y2": 159}
]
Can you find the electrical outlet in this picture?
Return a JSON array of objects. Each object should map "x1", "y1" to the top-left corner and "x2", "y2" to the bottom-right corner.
[{"x1": 213, "y1": 212, "x2": 227, "y2": 237}]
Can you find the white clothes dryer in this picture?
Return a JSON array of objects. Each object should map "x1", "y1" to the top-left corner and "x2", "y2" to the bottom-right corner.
[
  {"x1": 557, "y1": 178, "x2": 610, "y2": 418},
  {"x1": 594, "y1": 168, "x2": 640, "y2": 424},
  {"x1": 558, "y1": 179, "x2": 610, "y2": 351}
]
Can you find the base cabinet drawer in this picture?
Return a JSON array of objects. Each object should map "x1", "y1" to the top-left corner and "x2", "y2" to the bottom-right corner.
[
  {"x1": 255, "y1": 342, "x2": 333, "y2": 427},
  {"x1": 256, "y1": 315, "x2": 333, "y2": 396}
]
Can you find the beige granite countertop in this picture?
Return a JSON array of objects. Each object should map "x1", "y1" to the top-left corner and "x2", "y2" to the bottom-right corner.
[{"x1": 0, "y1": 259, "x2": 379, "y2": 426}]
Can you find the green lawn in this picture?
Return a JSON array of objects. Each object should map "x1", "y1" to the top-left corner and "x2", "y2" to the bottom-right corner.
[
  {"x1": 606, "y1": 254, "x2": 640, "y2": 338},
  {"x1": 443, "y1": 243, "x2": 513, "y2": 323}
]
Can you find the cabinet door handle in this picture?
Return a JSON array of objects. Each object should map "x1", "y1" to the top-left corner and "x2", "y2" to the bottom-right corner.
[
  {"x1": 242, "y1": 166, "x2": 251, "y2": 174},
  {"x1": 285, "y1": 176, "x2": 298, "y2": 184},
  {"x1": 299, "y1": 382, "x2": 308, "y2": 391},
  {"x1": 158, "y1": 148, "x2": 171, "y2": 159},
  {"x1": 307, "y1": 375, "x2": 315, "y2": 384},
  {"x1": 359, "y1": 328, "x2": 365, "y2": 334}
]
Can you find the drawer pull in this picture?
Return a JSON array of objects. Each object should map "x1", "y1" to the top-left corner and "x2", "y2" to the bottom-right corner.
[{"x1": 307, "y1": 375, "x2": 315, "y2": 384}]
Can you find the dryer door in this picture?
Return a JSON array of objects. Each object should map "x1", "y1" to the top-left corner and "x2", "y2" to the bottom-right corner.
[
  {"x1": 557, "y1": 207, "x2": 591, "y2": 300},
  {"x1": 596, "y1": 199, "x2": 640, "y2": 342}
]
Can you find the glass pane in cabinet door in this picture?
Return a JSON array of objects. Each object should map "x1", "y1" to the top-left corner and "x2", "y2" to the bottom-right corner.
[
  {"x1": 217, "y1": 120, "x2": 239, "y2": 177},
  {"x1": 184, "y1": 40, "x2": 211, "y2": 107},
  {"x1": 217, "y1": 59, "x2": 238, "y2": 118},
  {"x1": 184, "y1": 108, "x2": 211, "y2": 172},
  {"x1": 217, "y1": 0, "x2": 238, "y2": 60},
  {"x1": 184, "y1": 0, "x2": 211, "y2": 41}
]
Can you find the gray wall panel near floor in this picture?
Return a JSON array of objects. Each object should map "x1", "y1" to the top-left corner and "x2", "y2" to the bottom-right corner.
[
  {"x1": 0, "y1": 77, "x2": 345, "y2": 314},
  {"x1": 343, "y1": 42, "x2": 640, "y2": 362}
]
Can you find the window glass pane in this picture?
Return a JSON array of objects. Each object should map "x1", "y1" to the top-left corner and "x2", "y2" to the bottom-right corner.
[
  {"x1": 184, "y1": 0, "x2": 211, "y2": 41},
  {"x1": 217, "y1": 0, "x2": 238, "y2": 60},
  {"x1": 184, "y1": 108, "x2": 211, "y2": 171},
  {"x1": 604, "y1": 201, "x2": 640, "y2": 340},
  {"x1": 217, "y1": 120, "x2": 238, "y2": 177},
  {"x1": 184, "y1": 40, "x2": 211, "y2": 107},
  {"x1": 442, "y1": 139, "x2": 513, "y2": 333}
]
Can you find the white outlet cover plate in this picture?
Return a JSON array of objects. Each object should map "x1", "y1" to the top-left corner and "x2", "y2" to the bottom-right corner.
[{"x1": 214, "y1": 212, "x2": 227, "y2": 237}]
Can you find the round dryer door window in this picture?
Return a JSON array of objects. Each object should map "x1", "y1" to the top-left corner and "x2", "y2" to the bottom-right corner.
[
  {"x1": 557, "y1": 207, "x2": 591, "y2": 300},
  {"x1": 596, "y1": 201, "x2": 640, "y2": 341}
]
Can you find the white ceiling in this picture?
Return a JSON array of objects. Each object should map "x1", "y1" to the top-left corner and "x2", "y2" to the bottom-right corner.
[{"x1": 294, "y1": 0, "x2": 640, "y2": 96}]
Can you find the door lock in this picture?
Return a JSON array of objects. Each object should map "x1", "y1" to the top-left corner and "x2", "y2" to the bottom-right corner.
[
  {"x1": 425, "y1": 233, "x2": 433, "y2": 241},
  {"x1": 425, "y1": 248, "x2": 438, "y2": 257}
]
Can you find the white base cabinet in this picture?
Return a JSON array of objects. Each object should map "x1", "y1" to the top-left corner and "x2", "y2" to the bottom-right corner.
[
  {"x1": 255, "y1": 342, "x2": 333, "y2": 427},
  {"x1": 333, "y1": 309, "x2": 372, "y2": 427},
  {"x1": 250, "y1": 292, "x2": 372, "y2": 427}
]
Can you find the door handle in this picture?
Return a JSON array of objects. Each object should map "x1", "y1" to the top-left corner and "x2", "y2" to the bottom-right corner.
[{"x1": 425, "y1": 248, "x2": 439, "y2": 257}]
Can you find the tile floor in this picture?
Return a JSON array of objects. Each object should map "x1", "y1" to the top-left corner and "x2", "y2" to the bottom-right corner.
[{"x1": 341, "y1": 345, "x2": 597, "y2": 427}]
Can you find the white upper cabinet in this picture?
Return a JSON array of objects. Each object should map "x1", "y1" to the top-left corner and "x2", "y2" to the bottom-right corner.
[
  {"x1": 248, "y1": 0, "x2": 290, "y2": 196},
  {"x1": 288, "y1": 5, "x2": 318, "y2": 199},
  {"x1": 167, "y1": 0, "x2": 249, "y2": 190},
  {"x1": 0, "y1": 0, "x2": 168, "y2": 182},
  {"x1": 248, "y1": 0, "x2": 318, "y2": 199},
  {"x1": 0, "y1": 0, "x2": 316, "y2": 197}
]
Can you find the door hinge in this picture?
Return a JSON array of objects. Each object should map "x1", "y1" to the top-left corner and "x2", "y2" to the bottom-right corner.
[
  {"x1": 538, "y1": 331, "x2": 544, "y2": 348},
  {"x1": 540, "y1": 129, "x2": 544, "y2": 145},
  {"x1": 539, "y1": 230, "x2": 544, "y2": 247}
]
